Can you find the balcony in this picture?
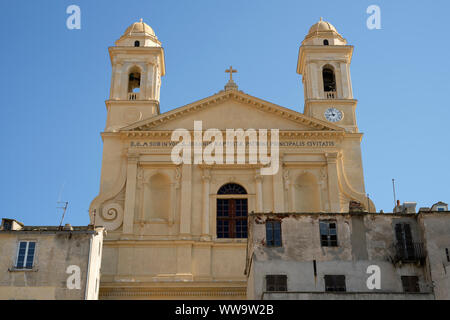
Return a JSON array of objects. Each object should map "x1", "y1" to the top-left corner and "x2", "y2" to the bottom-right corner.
[
  {"x1": 325, "y1": 91, "x2": 337, "y2": 99},
  {"x1": 393, "y1": 242, "x2": 426, "y2": 264},
  {"x1": 128, "y1": 92, "x2": 139, "y2": 101}
]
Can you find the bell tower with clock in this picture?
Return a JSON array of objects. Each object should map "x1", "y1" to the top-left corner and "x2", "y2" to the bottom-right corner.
[{"x1": 297, "y1": 18, "x2": 359, "y2": 132}]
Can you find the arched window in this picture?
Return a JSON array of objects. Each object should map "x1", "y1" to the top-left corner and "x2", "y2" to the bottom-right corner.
[
  {"x1": 134, "y1": 40, "x2": 140, "y2": 47},
  {"x1": 218, "y1": 183, "x2": 247, "y2": 195},
  {"x1": 322, "y1": 66, "x2": 336, "y2": 93},
  {"x1": 217, "y1": 183, "x2": 248, "y2": 238},
  {"x1": 323, "y1": 39, "x2": 329, "y2": 45},
  {"x1": 128, "y1": 66, "x2": 141, "y2": 99}
]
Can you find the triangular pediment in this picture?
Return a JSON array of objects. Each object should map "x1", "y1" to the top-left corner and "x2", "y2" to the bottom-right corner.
[{"x1": 121, "y1": 90, "x2": 344, "y2": 132}]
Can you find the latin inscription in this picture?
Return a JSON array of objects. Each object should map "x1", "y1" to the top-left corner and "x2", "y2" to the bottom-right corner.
[{"x1": 129, "y1": 140, "x2": 335, "y2": 148}]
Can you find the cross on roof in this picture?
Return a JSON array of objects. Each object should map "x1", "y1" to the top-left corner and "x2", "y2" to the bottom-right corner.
[{"x1": 225, "y1": 66, "x2": 237, "y2": 81}]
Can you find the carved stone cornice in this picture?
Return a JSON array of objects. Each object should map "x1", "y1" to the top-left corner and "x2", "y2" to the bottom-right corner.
[
  {"x1": 122, "y1": 130, "x2": 346, "y2": 139},
  {"x1": 99, "y1": 286, "x2": 246, "y2": 298}
]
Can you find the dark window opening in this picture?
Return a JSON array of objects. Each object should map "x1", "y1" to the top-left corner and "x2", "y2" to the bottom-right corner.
[
  {"x1": 134, "y1": 40, "x2": 140, "y2": 47},
  {"x1": 320, "y1": 220, "x2": 338, "y2": 247},
  {"x1": 3, "y1": 220, "x2": 12, "y2": 230},
  {"x1": 266, "y1": 220, "x2": 282, "y2": 247},
  {"x1": 313, "y1": 260, "x2": 317, "y2": 277},
  {"x1": 324, "y1": 275, "x2": 346, "y2": 292},
  {"x1": 322, "y1": 67, "x2": 336, "y2": 92},
  {"x1": 16, "y1": 241, "x2": 36, "y2": 269},
  {"x1": 446, "y1": 248, "x2": 450, "y2": 262},
  {"x1": 323, "y1": 39, "x2": 329, "y2": 45},
  {"x1": 395, "y1": 223, "x2": 415, "y2": 260},
  {"x1": 401, "y1": 276, "x2": 420, "y2": 293},
  {"x1": 128, "y1": 70, "x2": 141, "y2": 94},
  {"x1": 266, "y1": 275, "x2": 287, "y2": 292}
]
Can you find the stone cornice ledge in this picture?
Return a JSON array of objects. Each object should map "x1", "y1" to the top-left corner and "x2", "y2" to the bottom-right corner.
[
  {"x1": 118, "y1": 130, "x2": 348, "y2": 138},
  {"x1": 99, "y1": 286, "x2": 246, "y2": 297}
]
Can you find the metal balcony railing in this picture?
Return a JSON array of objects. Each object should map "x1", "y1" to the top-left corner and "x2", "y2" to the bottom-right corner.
[
  {"x1": 128, "y1": 92, "x2": 139, "y2": 100},
  {"x1": 325, "y1": 91, "x2": 337, "y2": 99},
  {"x1": 393, "y1": 242, "x2": 426, "y2": 263}
]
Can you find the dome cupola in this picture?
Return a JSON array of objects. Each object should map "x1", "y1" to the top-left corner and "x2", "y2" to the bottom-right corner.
[
  {"x1": 115, "y1": 19, "x2": 161, "y2": 47},
  {"x1": 302, "y1": 18, "x2": 347, "y2": 46}
]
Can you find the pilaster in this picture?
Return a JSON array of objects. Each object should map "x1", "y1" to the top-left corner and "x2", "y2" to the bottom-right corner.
[
  {"x1": 201, "y1": 168, "x2": 211, "y2": 240},
  {"x1": 123, "y1": 152, "x2": 139, "y2": 234},
  {"x1": 254, "y1": 171, "x2": 263, "y2": 213},
  {"x1": 179, "y1": 164, "x2": 192, "y2": 238},
  {"x1": 326, "y1": 152, "x2": 342, "y2": 212}
]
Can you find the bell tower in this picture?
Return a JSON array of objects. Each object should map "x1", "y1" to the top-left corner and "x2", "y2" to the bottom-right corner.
[
  {"x1": 297, "y1": 18, "x2": 358, "y2": 132},
  {"x1": 106, "y1": 19, "x2": 165, "y2": 132}
]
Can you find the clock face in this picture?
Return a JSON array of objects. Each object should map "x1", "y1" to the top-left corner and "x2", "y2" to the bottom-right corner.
[{"x1": 324, "y1": 108, "x2": 343, "y2": 122}]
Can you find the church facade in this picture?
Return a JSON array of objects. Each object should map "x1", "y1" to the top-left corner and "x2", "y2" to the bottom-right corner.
[{"x1": 90, "y1": 19, "x2": 374, "y2": 299}]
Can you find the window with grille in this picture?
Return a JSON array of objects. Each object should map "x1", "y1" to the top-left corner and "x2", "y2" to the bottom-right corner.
[
  {"x1": 320, "y1": 221, "x2": 338, "y2": 247},
  {"x1": 266, "y1": 275, "x2": 287, "y2": 292},
  {"x1": 401, "y1": 276, "x2": 420, "y2": 293},
  {"x1": 324, "y1": 275, "x2": 346, "y2": 292},
  {"x1": 217, "y1": 199, "x2": 248, "y2": 238},
  {"x1": 15, "y1": 241, "x2": 36, "y2": 269},
  {"x1": 266, "y1": 220, "x2": 282, "y2": 247},
  {"x1": 216, "y1": 183, "x2": 248, "y2": 239}
]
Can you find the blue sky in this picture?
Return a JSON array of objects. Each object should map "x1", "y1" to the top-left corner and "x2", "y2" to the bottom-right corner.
[{"x1": 0, "y1": 0, "x2": 448, "y2": 226}]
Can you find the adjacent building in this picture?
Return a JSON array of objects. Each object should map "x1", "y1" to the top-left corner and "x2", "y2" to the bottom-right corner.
[
  {"x1": 0, "y1": 219, "x2": 105, "y2": 300},
  {"x1": 245, "y1": 203, "x2": 450, "y2": 300}
]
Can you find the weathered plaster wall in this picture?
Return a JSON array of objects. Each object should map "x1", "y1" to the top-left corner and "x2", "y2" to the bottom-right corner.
[
  {"x1": 247, "y1": 213, "x2": 432, "y2": 300},
  {"x1": 0, "y1": 229, "x2": 103, "y2": 300},
  {"x1": 419, "y1": 213, "x2": 450, "y2": 300}
]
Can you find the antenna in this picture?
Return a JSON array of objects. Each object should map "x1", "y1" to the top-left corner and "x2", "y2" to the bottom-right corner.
[
  {"x1": 56, "y1": 182, "x2": 69, "y2": 228},
  {"x1": 58, "y1": 201, "x2": 69, "y2": 228},
  {"x1": 392, "y1": 178, "x2": 397, "y2": 207}
]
